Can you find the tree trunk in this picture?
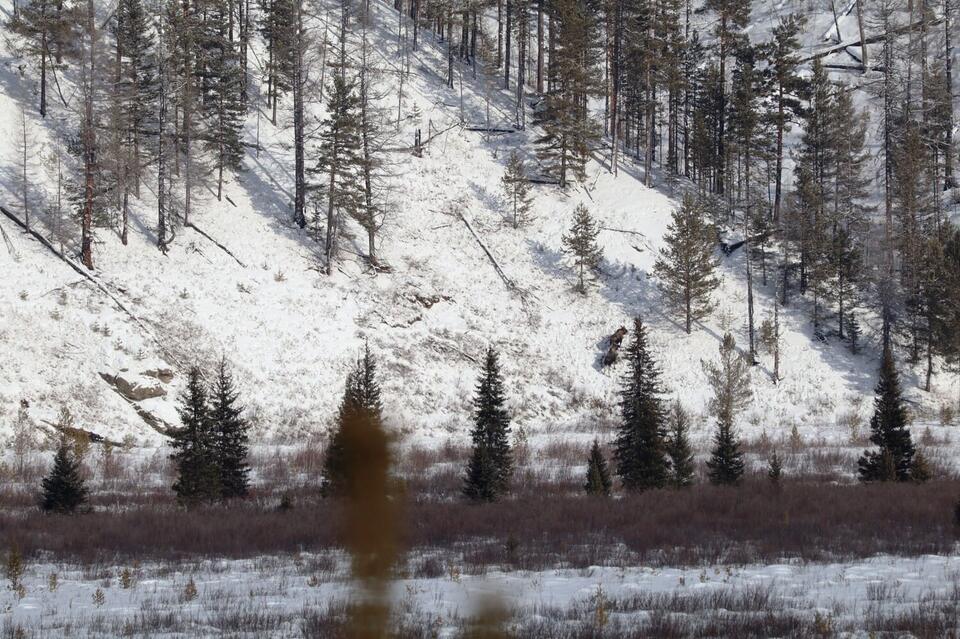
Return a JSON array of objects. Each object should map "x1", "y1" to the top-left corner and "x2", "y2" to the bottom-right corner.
[
  {"x1": 536, "y1": 0, "x2": 544, "y2": 92},
  {"x1": 81, "y1": 0, "x2": 96, "y2": 270},
  {"x1": 40, "y1": 27, "x2": 47, "y2": 118},
  {"x1": 945, "y1": 0, "x2": 955, "y2": 187},
  {"x1": 497, "y1": 0, "x2": 503, "y2": 68},
  {"x1": 504, "y1": 0, "x2": 512, "y2": 88},
  {"x1": 856, "y1": 0, "x2": 869, "y2": 68},
  {"x1": 293, "y1": 0, "x2": 306, "y2": 228}
]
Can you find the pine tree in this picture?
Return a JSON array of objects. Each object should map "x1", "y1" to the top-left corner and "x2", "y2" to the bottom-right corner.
[
  {"x1": 323, "y1": 344, "x2": 383, "y2": 497},
  {"x1": 767, "y1": 450, "x2": 783, "y2": 486},
  {"x1": 354, "y1": 30, "x2": 390, "y2": 265},
  {"x1": 113, "y1": 0, "x2": 157, "y2": 198},
  {"x1": 532, "y1": 0, "x2": 599, "y2": 187},
  {"x1": 312, "y1": 71, "x2": 364, "y2": 275},
  {"x1": 210, "y1": 358, "x2": 250, "y2": 499},
  {"x1": 200, "y1": 0, "x2": 245, "y2": 202},
  {"x1": 561, "y1": 203, "x2": 603, "y2": 293},
  {"x1": 7, "y1": 0, "x2": 74, "y2": 118},
  {"x1": 858, "y1": 347, "x2": 916, "y2": 482},
  {"x1": 613, "y1": 317, "x2": 669, "y2": 491},
  {"x1": 704, "y1": 0, "x2": 749, "y2": 196},
  {"x1": 665, "y1": 401, "x2": 695, "y2": 488},
  {"x1": 846, "y1": 312, "x2": 862, "y2": 354},
  {"x1": 654, "y1": 194, "x2": 721, "y2": 333},
  {"x1": 789, "y1": 60, "x2": 835, "y2": 315},
  {"x1": 170, "y1": 367, "x2": 220, "y2": 505},
  {"x1": 257, "y1": 0, "x2": 296, "y2": 125},
  {"x1": 501, "y1": 150, "x2": 533, "y2": 228},
  {"x1": 40, "y1": 437, "x2": 88, "y2": 513},
  {"x1": 463, "y1": 348, "x2": 513, "y2": 502},
  {"x1": 704, "y1": 333, "x2": 749, "y2": 485},
  {"x1": 583, "y1": 439, "x2": 612, "y2": 496},
  {"x1": 703, "y1": 333, "x2": 752, "y2": 427},
  {"x1": 706, "y1": 419, "x2": 745, "y2": 485},
  {"x1": 764, "y1": 13, "x2": 806, "y2": 220}
]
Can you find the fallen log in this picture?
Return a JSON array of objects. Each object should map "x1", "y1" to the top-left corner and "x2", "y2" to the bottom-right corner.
[
  {"x1": 802, "y1": 17, "x2": 944, "y2": 64},
  {"x1": 0, "y1": 205, "x2": 182, "y2": 369},
  {"x1": 185, "y1": 222, "x2": 246, "y2": 267},
  {"x1": 455, "y1": 211, "x2": 516, "y2": 291}
]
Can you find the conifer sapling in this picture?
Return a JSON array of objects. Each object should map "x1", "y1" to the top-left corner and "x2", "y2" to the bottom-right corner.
[
  {"x1": 562, "y1": 203, "x2": 603, "y2": 294},
  {"x1": 463, "y1": 348, "x2": 513, "y2": 502},
  {"x1": 583, "y1": 439, "x2": 612, "y2": 496},
  {"x1": 41, "y1": 437, "x2": 88, "y2": 514}
]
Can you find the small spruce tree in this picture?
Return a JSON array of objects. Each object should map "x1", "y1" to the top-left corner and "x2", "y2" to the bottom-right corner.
[
  {"x1": 583, "y1": 439, "x2": 612, "y2": 496},
  {"x1": 703, "y1": 334, "x2": 749, "y2": 486},
  {"x1": 40, "y1": 437, "x2": 88, "y2": 513},
  {"x1": 767, "y1": 451, "x2": 783, "y2": 486},
  {"x1": 210, "y1": 357, "x2": 250, "y2": 499},
  {"x1": 501, "y1": 150, "x2": 534, "y2": 228},
  {"x1": 170, "y1": 366, "x2": 220, "y2": 505},
  {"x1": 561, "y1": 203, "x2": 603, "y2": 294},
  {"x1": 323, "y1": 344, "x2": 383, "y2": 497},
  {"x1": 463, "y1": 348, "x2": 513, "y2": 502},
  {"x1": 846, "y1": 312, "x2": 862, "y2": 354},
  {"x1": 707, "y1": 419, "x2": 746, "y2": 486},
  {"x1": 613, "y1": 317, "x2": 669, "y2": 491},
  {"x1": 857, "y1": 347, "x2": 916, "y2": 482},
  {"x1": 665, "y1": 401, "x2": 695, "y2": 488},
  {"x1": 653, "y1": 194, "x2": 721, "y2": 333}
]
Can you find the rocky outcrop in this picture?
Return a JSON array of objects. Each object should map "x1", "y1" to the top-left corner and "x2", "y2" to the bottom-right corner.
[{"x1": 99, "y1": 369, "x2": 169, "y2": 402}]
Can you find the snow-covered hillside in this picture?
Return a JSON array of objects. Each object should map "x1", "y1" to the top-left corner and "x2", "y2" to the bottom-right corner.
[{"x1": 0, "y1": 0, "x2": 954, "y2": 450}]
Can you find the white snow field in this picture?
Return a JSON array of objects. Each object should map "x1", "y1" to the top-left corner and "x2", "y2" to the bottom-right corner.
[
  {"x1": 0, "y1": 0, "x2": 957, "y2": 457},
  {"x1": 6, "y1": 552, "x2": 960, "y2": 636}
]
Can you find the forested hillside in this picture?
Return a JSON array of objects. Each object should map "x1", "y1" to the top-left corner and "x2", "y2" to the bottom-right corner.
[{"x1": 1, "y1": 0, "x2": 959, "y2": 452}]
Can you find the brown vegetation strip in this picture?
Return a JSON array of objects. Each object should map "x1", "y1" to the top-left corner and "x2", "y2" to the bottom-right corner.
[{"x1": 1, "y1": 480, "x2": 955, "y2": 566}]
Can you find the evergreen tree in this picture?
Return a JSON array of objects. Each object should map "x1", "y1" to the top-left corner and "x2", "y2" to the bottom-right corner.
[
  {"x1": 354, "y1": 31, "x2": 390, "y2": 265},
  {"x1": 583, "y1": 438, "x2": 612, "y2": 496},
  {"x1": 200, "y1": 0, "x2": 245, "y2": 202},
  {"x1": 654, "y1": 194, "x2": 721, "y2": 333},
  {"x1": 532, "y1": 0, "x2": 599, "y2": 187},
  {"x1": 703, "y1": 333, "x2": 752, "y2": 427},
  {"x1": 763, "y1": 13, "x2": 807, "y2": 220},
  {"x1": 767, "y1": 450, "x2": 783, "y2": 486},
  {"x1": 463, "y1": 348, "x2": 513, "y2": 502},
  {"x1": 501, "y1": 150, "x2": 534, "y2": 228},
  {"x1": 704, "y1": 333, "x2": 749, "y2": 485},
  {"x1": 846, "y1": 312, "x2": 862, "y2": 354},
  {"x1": 170, "y1": 367, "x2": 220, "y2": 505},
  {"x1": 312, "y1": 71, "x2": 364, "y2": 275},
  {"x1": 40, "y1": 437, "x2": 88, "y2": 513},
  {"x1": 613, "y1": 317, "x2": 669, "y2": 491},
  {"x1": 113, "y1": 0, "x2": 157, "y2": 198},
  {"x1": 210, "y1": 358, "x2": 250, "y2": 499},
  {"x1": 789, "y1": 60, "x2": 834, "y2": 316},
  {"x1": 323, "y1": 344, "x2": 383, "y2": 497},
  {"x1": 665, "y1": 400, "x2": 695, "y2": 488},
  {"x1": 7, "y1": 0, "x2": 75, "y2": 117},
  {"x1": 561, "y1": 203, "x2": 603, "y2": 293},
  {"x1": 858, "y1": 347, "x2": 916, "y2": 482},
  {"x1": 257, "y1": 0, "x2": 296, "y2": 125},
  {"x1": 702, "y1": 0, "x2": 750, "y2": 196},
  {"x1": 706, "y1": 419, "x2": 745, "y2": 485}
]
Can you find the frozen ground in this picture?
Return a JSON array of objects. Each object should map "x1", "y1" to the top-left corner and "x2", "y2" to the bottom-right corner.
[
  {"x1": 0, "y1": 0, "x2": 958, "y2": 456},
  {"x1": 6, "y1": 551, "x2": 960, "y2": 636}
]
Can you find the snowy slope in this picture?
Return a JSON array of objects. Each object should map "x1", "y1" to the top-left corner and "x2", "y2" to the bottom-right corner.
[{"x1": 0, "y1": 0, "x2": 954, "y2": 450}]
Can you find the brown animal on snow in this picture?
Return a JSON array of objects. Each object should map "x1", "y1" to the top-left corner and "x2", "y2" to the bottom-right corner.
[{"x1": 602, "y1": 327, "x2": 628, "y2": 367}]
